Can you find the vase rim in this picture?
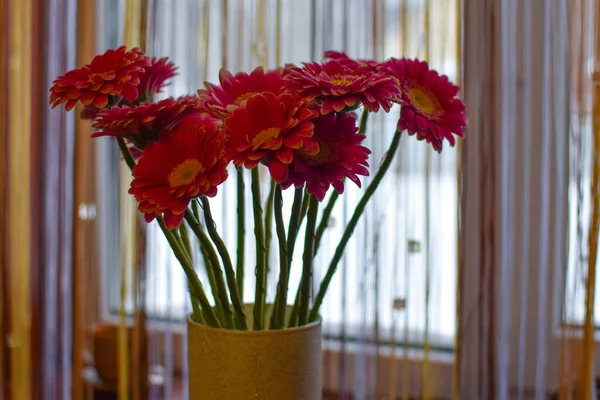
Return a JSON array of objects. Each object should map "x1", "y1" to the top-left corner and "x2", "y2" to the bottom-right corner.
[{"x1": 186, "y1": 313, "x2": 322, "y2": 336}]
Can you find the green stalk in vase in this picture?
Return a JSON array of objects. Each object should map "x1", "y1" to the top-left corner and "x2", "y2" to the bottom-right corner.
[
  {"x1": 199, "y1": 196, "x2": 248, "y2": 330},
  {"x1": 251, "y1": 168, "x2": 267, "y2": 330},
  {"x1": 184, "y1": 209, "x2": 235, "y2": 329},
  {"x1": 236, "y1": 168, "x2": 245, "y2": 299},
  {"x1": 262, "y1": 180, "x2": 276, "y2": 327},
  {"x1": 269, "y1": 185, "x2": 289, "y2": 329},
  {"x1": 192, "y1": 200, "x2": 226, "y2": 322},
  {"x1": 297, "y1": 195, "x2": 319, "y2": 326},
  {"x1": 309, "y1": 129, "x2": 403, "y2": 322}
]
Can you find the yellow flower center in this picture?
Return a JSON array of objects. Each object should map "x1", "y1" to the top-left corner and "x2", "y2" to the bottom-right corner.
[
  {"x1": 302, "y1": 140, "x2": 331, "y2": 165},
  {"x1": 234, "y1": 92, "x2": 260, "y2": 105},
  {"x1": 251, "y1": 127, "x2": 281, "y2": 146},
  {"x1": 330, "y1": 75, "x2": 356, "y2": 86},
  {"x1": 408, "y1": 87, "x2": 438, "y2": 116},
  {"x1": 169, "y1": 159, "x2": 204, "y2": 187}
]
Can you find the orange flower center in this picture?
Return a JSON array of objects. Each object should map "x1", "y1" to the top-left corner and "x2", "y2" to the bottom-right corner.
[
  {"x1": 408, "y1": 87, "x2": 438, "y2": 116},
  {"x1": 234, "y1": 92, "x2": 260, "y2": 105},
  {"x1": 168, "y1": 159, "x2": 204, "y2": 187},
  {"x1": 330, "y1": 75, "x2": 356, "y2": 86},
  {"x1": 251, "y1": 127, "x2": 281, "y2": 146}
]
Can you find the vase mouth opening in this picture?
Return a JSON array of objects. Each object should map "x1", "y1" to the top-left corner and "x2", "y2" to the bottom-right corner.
[{"x1": 187, "y1": 306, "x2": 322, "y2": 335}]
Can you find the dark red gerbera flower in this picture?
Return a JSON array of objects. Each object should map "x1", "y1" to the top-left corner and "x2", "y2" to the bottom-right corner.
[
  {"x1": 223, "y1": 92, "x2": 318, "y2": 182},
  {"x1": 198, "y1": 67, "x2": 286, "y2": 119},
  {"x1": 92, "y1": 95, "x2": 205, "y2": 149},
  {"x1": 136, "y1": 57, "x2": 178, "y2": 101},
  {"x1": 49, "y1": 46, "x2": 150, "y2": 111},
  {"x1": 284, "y1": 60, "x2": 399, "y2": 114},
  {"x1": 380, "y1": 58, "x2": 467, "y2": 152},
  {"x1": 128, "y1": 115, "x2": 229, "y2": 229},
  {"x1": 280, "y1": 112, "x2": 370, "y2": 201}
]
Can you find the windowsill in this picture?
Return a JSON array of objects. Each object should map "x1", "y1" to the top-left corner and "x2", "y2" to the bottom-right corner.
[{"x1": 88, "y1": 319, "x2": 455, "y2": 398}]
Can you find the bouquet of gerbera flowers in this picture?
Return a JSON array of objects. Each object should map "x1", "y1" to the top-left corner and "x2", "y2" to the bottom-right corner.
[{"x1": 50, "y1": 46, "x2": 466, "y2": 331}]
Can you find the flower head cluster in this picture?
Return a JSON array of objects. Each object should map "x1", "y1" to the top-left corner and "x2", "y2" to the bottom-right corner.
[{"x1": 51, "y1": 46, "x2": 466, "y2": 229}]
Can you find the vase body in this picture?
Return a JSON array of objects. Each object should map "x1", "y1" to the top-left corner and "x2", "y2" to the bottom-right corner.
[{"x1": 187, "y1": 305, "x2": 322, "y2": 400}]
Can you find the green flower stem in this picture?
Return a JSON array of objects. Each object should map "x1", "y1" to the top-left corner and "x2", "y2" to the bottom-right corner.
[
  {"x1": 236, "y1": 168, "x2": 245, "y2": 299},
  {"x1": 359, "y1": 109, "x2": 369, "y2": 134},
  {"x1": 198, "y1": 241, "x2": 226, "y2": 323},
  {"x1": 184, "y1": 209, "x2": 235, "y2": 329},
  {"x1": 273, "y1": 188, "x2": 302, "y2": 327},
  {"x1": 199, "y1": 196, "x2": 248, "y2": 330},
  {"x1": 116, "y1": 137, "x2": 136, "y2": 170},
  {"x1": 156, "y1": 217, "x2": 220, "y2": 327},
  {"x1": 179, "y1": 224, "x2": 193, "y2": 256},
  {"x1": 262, "y1": 180, "x2": 276, "y2": 327},
  {"x1": 298, "y1": 195, "x2": 319, "y2": 326},
  {"x1": 269, "y1": 186, "x2": 289, "y2": 329},
  {"x1": 287, "y1": 288, "x2": 301, "y2": 328},
  {"x1": 314, "y1": 191, "x2": 339, "y2": 255},
  {"x1": 309, "y1": 130, "x2": 403, "y2": 322},
  {"x1": 286, "y1": 188, "x2": 304, "y2": 265},
  {"x1": 298, "y1": 189, "x2": 310, "y2": 228},
  {"x1": 251, "y1": 168, "x2": 267, "y2": 330}
]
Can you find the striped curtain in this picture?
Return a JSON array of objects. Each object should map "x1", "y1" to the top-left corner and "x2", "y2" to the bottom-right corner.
[{"x1": 4, "y1": 0, "x2": 600, "y2": 399}]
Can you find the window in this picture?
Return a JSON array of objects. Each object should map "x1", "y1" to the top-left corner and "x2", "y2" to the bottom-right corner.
[{"x1": 97, "y1": 0, "x2": 459, "y2": 353}]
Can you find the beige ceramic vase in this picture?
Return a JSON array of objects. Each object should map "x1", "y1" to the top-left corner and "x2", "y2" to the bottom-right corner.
[{"x1": 187, "y1": 305, "x2": 322, "y2": 400}]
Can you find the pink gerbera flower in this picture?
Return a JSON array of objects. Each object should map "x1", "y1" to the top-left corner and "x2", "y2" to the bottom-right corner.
[
  {"x1": 92, "y1": 95, "x2": 205, "y2": 149},
  {"x1": 280, "y1": 112, "x2": 370, "y2": 201},
  {"x1": 198, "y1": 67, "x2": 285, "y2": 119},
  {"x1": 284, "y1": 60, "x2": 399, "y2": 114},
  {"x1": 381, "y1": 58, "x2": 467, "y2": 152}
]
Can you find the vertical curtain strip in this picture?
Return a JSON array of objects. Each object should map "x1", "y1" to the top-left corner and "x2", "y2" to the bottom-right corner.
[
  {"x1": 120, "y1": 2, "x2": 145, "y2": 399},
  {"x1": 579, "y1": 0, "x2": 600, "y2": 396},
  {"x1": 0, "y1": 0, "x2": 8, "y2": 395},
  {"x1": 8, "y1": 0, "x2": 33, "y2": 398},
  {"x1": 72, "y1": 1, "x2": 97, "y2": 399},
  {"x1": 453, "y1": 0, "x2": 463, "y2": 396},
  {"x1": 423, "y1": 0, "x2": 433, "y2": 397}
]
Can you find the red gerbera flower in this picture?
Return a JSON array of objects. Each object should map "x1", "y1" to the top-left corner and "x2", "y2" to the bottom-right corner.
[
  {"x1": 223, "y1": 92, "x2": 318, "y2": 182},
  {"x1": 92, "y1": 96, "x2": 205, "y2": 149},
  {"x1": 198, "y1": 67, "x2": 285, "y2": 119},
  {"x1": 137, "y1": 57, "x2": 178, "y2": 101},
  {"x1": 49, "y1": 46, "x2": 150, "y2": 111},
  {"x1": 280, "y1": 112, "x2": 370, "y2": 201},
  {"x1": 284, "y1": 60, "x2": 399, "y2": 114},
  {"x1": 381, "y1": 58, "x2": 467, "y2": 152},
  {"x1": 323, "y1": 50, "x2": 379, "y2": 72},
  {"x1": 128, "y1": 115, "x2": 229, "y2": 229}
]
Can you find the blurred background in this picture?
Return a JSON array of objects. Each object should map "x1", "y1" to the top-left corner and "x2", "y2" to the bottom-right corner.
[{"x1": 1, "y1": 0, "x2": 599, "y2": 399}]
